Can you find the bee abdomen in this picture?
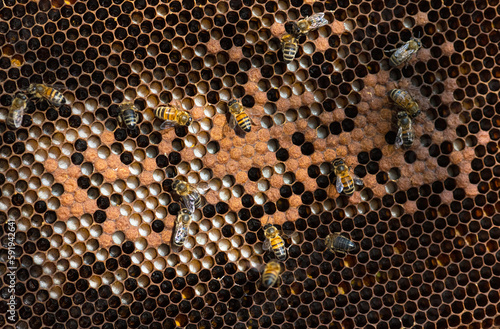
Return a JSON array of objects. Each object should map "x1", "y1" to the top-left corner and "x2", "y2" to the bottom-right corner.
[
  {"x1": 402, "y1": 133, "x2": 414, "y2": 146},
  {"x1": 333, "y1": 235, "x2": 355, "y2": 252},
  {"x1": 235, "y1": 112, "x2": 251, "y2": 132},
  {"x1": 283, "y1": 42, "x2": 298, "y2": 63},
  {"x1": 48, "y1": 89, "x2": 65, "y2": 105},
  {"x1": 155, "y1": 106, "x2": 176, "y2": 121},
  {"x1": 122, "y1": 109, "x2": 137, "y2": 128},
  {"x1": 326, "y1": 234, "x2": 356, "y2": 253},
  {"x1": 271, "y1": 237, "x2": 286, "y2": 260},
  {"x1": 389, "y1": 89, "x2": 403, "y2": 103},
  {"x1": 341, "y1": 176, "x2": 355, "y2": 195},
  {"x1": 194, "y1": 196, "x2": 202, "y2": 209},
  {"x1": 262, "y1": 272, "x2": 278, "y2": 288},
  {"x1": 389, "y1": 55, "x2": 401, "y2": 67}
]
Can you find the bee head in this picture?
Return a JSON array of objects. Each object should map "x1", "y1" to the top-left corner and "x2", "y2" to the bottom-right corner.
[
  {"x1": 16, "y1": 93, "x2": 28, "y2": 100},
  {"x1": 412, "y1": 110, "x2": 421, "y2": 118},
  {"x1": 264, "y1": 224, "x2": 277, "y2": 236},
  {"x1": 228, "y1": 100, "x2": 238, "y2": 107},
  {"x1": 172, "y1": 179, "x2": 183, "y2": 190},
  {"x1": 290, "y1": 22, "x2": 300, "y2": 35},
  {"x1": 332, "y1": 158, "x2": 345, "y2": 166},
  {"x1": 120, "y1": 102, "x2": 133, "y2": 110},
  {"x1": 413, "y1": 38, "x2": 422, "y2": 48},
  {"x1": 397, "y1": 111, "x2": 408, "y2": 119},
  {"x1": 26, "y1": 84, "x2": 36, "y2": 94},
  {"x1": 186, "y1": 115, "x2": 193, "y2": 126}
]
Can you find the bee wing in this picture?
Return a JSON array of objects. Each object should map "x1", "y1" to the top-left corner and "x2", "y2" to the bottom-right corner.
[
  {"x1": 396, "y1": 42, "x2": 410, "y2": 53},
  {"x1": 408, "y1": 126, "x2": 416, "y2": 140},
  {"x1": 395, "y1": 127, "x2": 403, "y2": 148},
  {"x1": 263, "y1": 239, "x2": 271, "y2": 251},
  {"x1": 226, "y1": 111, "x2": 237, "y2": 129},
  {"x1": 45, "y1": 83, "x2": 66, "y2": 91},
  {"x1": 180, "y1": 195, "x2": 197, "y2": 214},
  {"x1": 352, "y1": 175, "x2": 363, "y2": 186},
  {"x1": 160, "y1": 120, "x2": 177, "y2": 130},
  {"x1": 335, "y1": 176, "x2": 344, "y2": 193},
  {"x1": 282, "y1": 231, "x2": 299, "y2": 239},
  {"x1": 306, "y1": 13, "x2": 329, "y2": 29},
  {"x1": 234, "y1": 125, "x2": 248, "y2": 138},
  {"x1": 195, "y1": 182, "x2": 210, "y2": 194}
]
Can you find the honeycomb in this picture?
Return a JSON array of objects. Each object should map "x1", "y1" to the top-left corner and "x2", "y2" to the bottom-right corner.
[{"x1": 1, "y1": 0, "x2": 500, "y2": 328}]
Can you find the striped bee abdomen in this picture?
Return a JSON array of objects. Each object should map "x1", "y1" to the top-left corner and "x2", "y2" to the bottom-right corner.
[
  {"x1": 122, "y1": 109, "x2": 137, "y2": 128},
  {"x1": 389, "y1": 89, "x2": 404, "y2": 104},
  {"x1": 155, "y1": 106, "x2": 176, "y2": 121},
  {"x1": 402, "y1": 132, "x2": 414, "y2": 146},
  {"x1": 235, "y1": 112, "x2": 251, "y2": 132},
  {"x1": 332, "y1": 235, "x2": 355, "y2": 252},
  {"x1": 341, "y1": 176, "x2": 355, "y2": 195},
  {"x1": 45, "y1": 88, "x2": 65, "y2": 105},
  {"x1": 325, "y1": 233, "x2": 356, "y2": 254},
  {"x1": 271, "y1": 236, "x2": 286, "y2": 261},
  {"x1": 262, "y1": 270, "x2": 278, "y2": 287},
  {"x1": 389, "y1": 55, "x2": 400, "y2": 67},
  {"x1": 283, "y1": 42, "x2": 298, "y2": 63}
]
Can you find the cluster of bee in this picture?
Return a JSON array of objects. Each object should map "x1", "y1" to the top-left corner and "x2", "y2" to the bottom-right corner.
[
  {"x1": 117, "y1": 101, "x2": 193, "y2": 131},
  {"x1": 6, "y1": 84, "x2": 67, "y2": 129},
  {"x1": 118, "y1": 99, "x2": 252, "y2": 139},
  {"x1": 117, "y1": 99, "x2": 255, "y2": 250},
  {"x1": 260, "y1": 222, "x2": 357, "y2": 288},
  {"x1": 170, "y1": 179, "x2": 208, "y2": 247},
  {"x1": 281, "y1": 13, "x2": 330, "y2": 63},
  {"x1": 387, "y1": 37, "x2": 424, "y2": 149},
  {"x1": 4, "y1": 12, "x2": 426, "y2": 292}
]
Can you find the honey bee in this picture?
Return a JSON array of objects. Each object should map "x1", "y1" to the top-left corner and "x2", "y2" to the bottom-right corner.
[
  {"x1": 281, "y1": 34, "x2": 299, "y2": 63},
  {"x1": 118, "y1": 102, "x2": 140, "y2": 130},
  {"x1": 6, "y1": 93, "x2": 28, "y2": 129},
  {"x1": 386, "y1": 37, "x2": 422, "y2": 67},
  {"x1": 155, "y1": 104, "x2": 193, "y2": 129},
  {"x1": 226, "y1": 100, "x2": 256, "y2": 137},
  {"x1": 293, "y1": 13, "x2": 329, "y2": 35},
  {"x1": 389, "y1": 89, "x2": 421, "y2": 118},
  {"x1": 172, "y1": 208, "x2": 193, "y2": 247},
  {"x1": 395, "y1": 111, "x2": 415, "y2": 149},
  {"x1": 332, "y1": 158, "x2": 363, "y2": 196},
  {"x1": 263, "y1": 224, "x2": 297, "y2": 261},
  {"x1": 171, "y1": 179, "x2": 208, "y2": 213},
  {"x1": 261, "y1": 260, "x2": 282, "y2": 288},
  {"x1": 325, "y1": 233, "x2": 356, "y2": 256},
  {"x1": 27, "y1": 83, "x2": 66, "y2": 106}
]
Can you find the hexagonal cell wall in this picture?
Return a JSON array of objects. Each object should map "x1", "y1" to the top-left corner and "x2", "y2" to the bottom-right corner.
[{"x1": 1, "y1": 0, "x2": 500, "y2": 329}]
